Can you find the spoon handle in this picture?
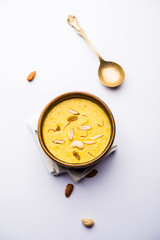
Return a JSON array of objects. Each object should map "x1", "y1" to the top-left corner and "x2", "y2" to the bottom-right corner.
[{"x1": 67, "y1": 15, "x2": 103, "y2": 62}]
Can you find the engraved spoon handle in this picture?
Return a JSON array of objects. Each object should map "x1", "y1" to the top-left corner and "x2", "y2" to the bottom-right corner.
[{"x1": 67, "y1": 15, "x2": 103, "y2": 61}]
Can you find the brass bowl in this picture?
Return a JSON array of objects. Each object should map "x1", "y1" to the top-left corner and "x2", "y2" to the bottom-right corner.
[{"x1": 38, "y1": 92, "x2": 116, "y2": 169}]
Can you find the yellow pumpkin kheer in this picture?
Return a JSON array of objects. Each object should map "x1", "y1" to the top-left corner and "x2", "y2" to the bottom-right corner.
[{"x1": 42, "y1": 98, "x2": 112, "y2": 164}]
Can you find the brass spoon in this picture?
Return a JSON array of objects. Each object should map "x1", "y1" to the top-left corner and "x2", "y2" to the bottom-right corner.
[{"x1": 67, "y1": 15, "x2": 125, "y2": 87}]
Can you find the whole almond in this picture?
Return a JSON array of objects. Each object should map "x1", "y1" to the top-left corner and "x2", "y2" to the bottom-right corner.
[
  {"x1": 86, "y1": 169, "x2": 98, "y2": 178},
  {"x1": 65, "y1": 184, "x2": 74, "y2": 198},
  {"x1": 27, "y1": 71, "x2": 36, "y2": 81},
  {"x1": 82, "y1": 218, "x2": 94, "y2": 228}
]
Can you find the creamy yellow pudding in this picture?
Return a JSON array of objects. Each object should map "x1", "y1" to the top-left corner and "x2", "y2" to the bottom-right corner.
[{"x1": 42, "y1": 98, "x2": 112, "y2": 164}]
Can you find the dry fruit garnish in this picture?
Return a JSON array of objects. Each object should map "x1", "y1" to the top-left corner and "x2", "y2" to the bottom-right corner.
[
  {"x1": 27, "y1": 71, "x2": 36, "y2": 81},
  {"x1": 52, "y1": 140, "x2": 65, "y2": 144},
  {"x1": 63, "y1": 122, "x2": 70, "y2": 129},
  {"x1": 78, "y1": 125, "x2": 91, "y2": 130},
  {"x1": 87, "y1": 169, "x2": 98, "y2": 178},
  {"x1": 88, "y1": 152, "x2": 95, "y2": 157},
  {"x1": 90, "y1": 134, "x2": 103, "y2": 140},
  {"x1": 68, "y1": 109, "x2": 80, "y2": 115},
  {"x1": 97, "y1": 121, "x2": 104, "y2": 127},
  {"x1": 82, "y1": 218, "x2": 94, "y2": 228},
  {"x1": 48, "y1": 125, "x2": 61, "y2": 133},
  {"x1": 83, "y1": 141, "x2": 96, "y2": 145},
  {"x1": 73, "y1": 151, "x2": 80, "y2": 160},
  {"x1": 65, "y1": 184, "x2": 74, "y2": 197},
  {"x1": 80, "y1": 132, "x2": 88, "y2": 138},
  {"x1": 67, "y1": 116, "x2": 78, "y2": 122},
  {"x1": 55, "y1": 125, "x2": 60, "y2": 131},
  {"x1": 82, "y1": 114, "x2": 88, "y2": 118},
  {"x1": 71, "y1": 140, "x2": 84, "y2": 150},
  {"x1": 69, "y1": 128, "x2": 74, "y2": 141},
  {"x1": 48, "y1": 128, "x2": 56, "y2": 133}
]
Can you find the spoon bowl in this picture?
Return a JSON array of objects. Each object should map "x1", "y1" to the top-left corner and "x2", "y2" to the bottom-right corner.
[
  {"x1": 98, "y1": 60, "x2": 125, "y2": 87},
  {"x1": 67, "y1": 15, "x2": 125, "y2": 88}
]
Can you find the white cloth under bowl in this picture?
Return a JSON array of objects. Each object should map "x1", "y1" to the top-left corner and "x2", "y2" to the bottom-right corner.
[{"x1": 28, "y1": 115, "x2": 117, "y2": 182}]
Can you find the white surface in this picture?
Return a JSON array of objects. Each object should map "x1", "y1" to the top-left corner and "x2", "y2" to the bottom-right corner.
[{"x1": 0, "y1": 0, "x2": 160, "y2": 239}]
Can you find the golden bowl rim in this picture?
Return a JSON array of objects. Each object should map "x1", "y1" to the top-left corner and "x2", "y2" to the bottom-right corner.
[{"x1": 37, "y1": 91, "x2": 116, "y2": 169}]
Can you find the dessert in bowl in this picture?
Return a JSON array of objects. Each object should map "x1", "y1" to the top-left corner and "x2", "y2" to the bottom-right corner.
[{"x1": 38, "y1": 92, "x2": 115, "y2": 168}]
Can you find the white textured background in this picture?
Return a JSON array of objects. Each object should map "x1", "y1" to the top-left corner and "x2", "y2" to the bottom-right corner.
[{"x1": 0, "y1": 0, "x2": 160, "y2": 239}]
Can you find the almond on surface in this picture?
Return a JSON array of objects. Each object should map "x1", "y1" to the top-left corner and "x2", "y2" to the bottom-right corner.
[
  {"x1": 86, "y1": 169, "x2": 98, "y2": 178},
  {"x1": 27, "y1": 71, "x2": 36, "y2": 81},
  {"x1": 82, "y1": 218, "x2": 94, "y2": 228},
  {"x1": 65, "y1": 184, "x2": 74, "y2": 198}
]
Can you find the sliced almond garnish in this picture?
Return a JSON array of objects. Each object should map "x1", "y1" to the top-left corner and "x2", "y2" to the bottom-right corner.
[
  {"x1": 53, "y1": 140, "x2": 65, "y2": 144},
  {"x1": 69, "y1": 128, "x2": 74, "y2": 141},
  {"x1": 73, "y1": 151, "x2": 80, "y2": 160},
  {"x1": 68, "y1": 109, "x2": 80, "y2": 115},
  {"x1": 78, "y1": 125, "x2": 91, "y2": 131},
  {"x1": 82, "y1": 114, "x2": 88, "y2": 118},
  {"x1": 67, "y1": 116, "x2": 78, "y2": 122},
  {"x1": 83, "y1": 141, "x2": 96, "y2": 145},
  {"x1": 71, "y1": 140, "x2": 84, "y2": 149},
  {"x1": 90, "y1": 134, "x2": 103, "y2": 140}
]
